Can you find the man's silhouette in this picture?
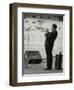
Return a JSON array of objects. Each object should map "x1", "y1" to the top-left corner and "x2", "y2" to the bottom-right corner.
[{"x1": 44, "y1": 24, "x2": 58, "y2": 70}]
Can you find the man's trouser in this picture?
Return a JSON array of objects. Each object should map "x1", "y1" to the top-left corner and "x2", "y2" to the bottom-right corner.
[{"x1": 45, "y1": 47, "x2": 52, "y2": 69}]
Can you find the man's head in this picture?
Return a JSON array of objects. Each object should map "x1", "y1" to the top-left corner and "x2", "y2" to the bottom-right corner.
[{"x1": 52, "y1": 24, "x2": 57, "y2": 31}]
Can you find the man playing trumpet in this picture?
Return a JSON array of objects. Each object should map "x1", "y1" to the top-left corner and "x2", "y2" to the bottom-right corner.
[{"x1": 44, "y1": 24, "x2": 58, "y2": 70}]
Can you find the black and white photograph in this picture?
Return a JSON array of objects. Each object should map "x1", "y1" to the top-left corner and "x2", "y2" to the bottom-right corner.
[{"x1": 22, "y1": 13, "x2": 63, "y2": 75}]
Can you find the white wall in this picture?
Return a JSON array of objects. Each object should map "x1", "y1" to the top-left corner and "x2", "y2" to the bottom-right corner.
[
  {"x1": 24, "y1": 17, "x2": 63, "y2": 58},
  {"x1": 0, "y1": 0, "x2": 74, "y2": 90}
]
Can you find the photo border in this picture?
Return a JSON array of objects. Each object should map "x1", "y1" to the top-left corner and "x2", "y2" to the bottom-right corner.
[{"x1": 9, "y1": 3, "x2": 72, "y2": 86}]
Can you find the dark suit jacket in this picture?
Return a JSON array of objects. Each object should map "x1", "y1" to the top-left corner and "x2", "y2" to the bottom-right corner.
[{"x1": 45, "y1": 31, "x2": 58, "y2": 53}]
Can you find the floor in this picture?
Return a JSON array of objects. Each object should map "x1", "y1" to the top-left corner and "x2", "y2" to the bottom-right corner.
[{"x1": 23, "y1": 59, "x2": 63, "y2": 75}]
